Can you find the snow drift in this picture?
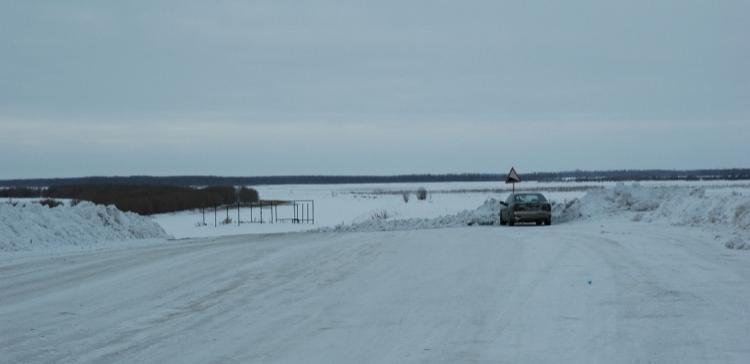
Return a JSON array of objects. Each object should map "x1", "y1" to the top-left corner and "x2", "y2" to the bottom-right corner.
[
  {"x1": 328, "y1": 198, "x2": 503, "y2": 233},
  {"x1": 555, "y1": 183, "x2": 750, "y2": 249},
  {"x1": 0, "y1": 201, "x2": 169, "y2": 252},
  {"x1": 328, "y1": 183, "x2": 750, "y2": 249},
  {"x1": 554, "y1": 184, "x2": 750, "y2": 226}
]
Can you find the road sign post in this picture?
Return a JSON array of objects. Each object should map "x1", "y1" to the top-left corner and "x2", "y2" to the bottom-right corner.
[{"x1": 505, "y1": 167, "x2": 521, "y2": 194}]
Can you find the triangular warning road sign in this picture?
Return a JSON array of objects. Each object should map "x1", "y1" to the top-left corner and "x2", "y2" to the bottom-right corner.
[{"x1": 505, "y1": 167, "x2": 521, "y2": 184}]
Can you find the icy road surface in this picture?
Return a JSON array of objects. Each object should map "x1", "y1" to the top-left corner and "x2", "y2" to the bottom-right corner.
[{"x1": 1, "y1": 222, "x2": 749, "y2": 363}]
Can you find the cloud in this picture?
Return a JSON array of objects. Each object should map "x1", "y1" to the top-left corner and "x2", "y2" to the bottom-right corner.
[{"x1": 0, "y1": 1, "x2": 748, "y2": 177}]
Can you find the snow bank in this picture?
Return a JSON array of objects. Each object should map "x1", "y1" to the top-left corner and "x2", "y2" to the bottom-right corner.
[
  {"x1": 326, "y1": 198, "x2": 503, "y2": 233},
  {"x1": 325, "y1": 183, "x2": 750, "y2": 250},
  {"x1": 0, "y1": 201, "x2": 169, "y2": 252},
  {"x1": 554, "y1": 183, "x2": 750, "y2": 249}
]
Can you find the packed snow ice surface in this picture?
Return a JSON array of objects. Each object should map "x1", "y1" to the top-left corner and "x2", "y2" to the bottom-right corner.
[
  {"x1": 0, "y1": 200, "x2": 168, "y2": 253},
  {"x1": 1, "y1": 223, "x2": 749, "y2": 363}
]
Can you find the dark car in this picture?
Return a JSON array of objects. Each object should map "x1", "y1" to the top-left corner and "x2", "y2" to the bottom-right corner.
[{"x1": 500, "y1": 193, "x2": 551, "y2": 226}]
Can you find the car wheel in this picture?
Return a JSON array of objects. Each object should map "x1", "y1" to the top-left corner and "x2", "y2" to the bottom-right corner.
[
  {"x1": 508, "y1": 214, "x2": 515, "y2": 226},
  {"x1": 545, "y1": 218, "x2": 552, "y2": 225},
  {"x1": 536, "y1": 220, "x2": 542, "y2": 226},
  {"x1": 499, "y1": 213, "x2": 506, "y2": 225}
]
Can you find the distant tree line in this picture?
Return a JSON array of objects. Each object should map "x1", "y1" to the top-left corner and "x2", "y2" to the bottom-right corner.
[
  {"x1": 1, "y1": 169, "x2": 748, "y2": 188},
  {"x1": 0, "y1": 169, "x2": 750, "y2": 187},
  {"x1": 0, "y1": 187, "x2": 43, "y2": 197},
  {"x1": 0, "y1": 174, "x2": 504, "y2": 187},
  {"x1": 524, "y1": 169, "x2": 750, "y2": 182},
  {"x1": 0, "y1": 185, "x2": 259, "y2": 215}
]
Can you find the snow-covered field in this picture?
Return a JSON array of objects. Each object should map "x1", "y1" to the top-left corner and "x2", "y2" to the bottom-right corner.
[
  {"x1": 154, "y1": 181, "x2": 750, "y2": 250},
  {"x1": 1, "y1": 181, "x2": 750, "y2": 363},
  {"x1": 154, "y1": 181, "x2": 599, "y2": 238},
  {"x1": 155, "y1": 180, "x2": 750, "y2": 238}
]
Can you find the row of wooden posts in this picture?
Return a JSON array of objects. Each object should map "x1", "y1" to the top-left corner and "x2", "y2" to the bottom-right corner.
[{"x1": 200, "y1": 200, "x2": 314, "y2": 227}]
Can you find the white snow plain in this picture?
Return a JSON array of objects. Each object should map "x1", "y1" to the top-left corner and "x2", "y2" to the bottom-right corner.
[
  {"x1": 2, "y1": 181, "x2": 750, "y2": 363},
  {"x1": 155, "y1": 181, "x2": 750, "y2": 242},
  {"x1": 154, "y1": 182, "x2": 591, "y2": 238}
]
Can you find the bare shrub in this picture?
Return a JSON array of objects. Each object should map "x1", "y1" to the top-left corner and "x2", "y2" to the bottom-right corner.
[
  {"x1": 38, "y1": 198, "x2": 63, "y2": 208},
  {"x1": 416, "y1": 187, "x2": 428, "y2": 201},
  {"x1": 402, "y1": 192, "x2": 410, "y2": 203},
  {"x1": 371, "y1": 209, "x2": 389, "y2": 220}
]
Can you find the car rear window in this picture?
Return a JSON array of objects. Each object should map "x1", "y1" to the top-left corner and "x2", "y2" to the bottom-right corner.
[{"x1": 514, "y1": 194, "x2": 545, "y2": 203}]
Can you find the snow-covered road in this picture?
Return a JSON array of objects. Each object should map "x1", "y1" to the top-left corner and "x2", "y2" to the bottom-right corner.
[{"x1": 1, "y1": 222, "x2": 748, "y2": 363}]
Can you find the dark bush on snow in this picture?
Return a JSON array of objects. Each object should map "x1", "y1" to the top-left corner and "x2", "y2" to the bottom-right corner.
[
  {"x1": 38, "y1": 198, "x2": 63, "y2": 208},
  {"x1": 238, "y1": 187, "x2": 259, "y2": 203},
  {"x1": 45, "y1": 184, "x2": 259, "y2": 215},
  {"x1": 416, "y1": 187, "x2": 428, "y2": 201}
]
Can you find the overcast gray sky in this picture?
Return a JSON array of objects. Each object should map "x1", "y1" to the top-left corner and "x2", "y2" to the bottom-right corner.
[{"x1": 1, "y1": 0, "x2": 748, "y2": 178}]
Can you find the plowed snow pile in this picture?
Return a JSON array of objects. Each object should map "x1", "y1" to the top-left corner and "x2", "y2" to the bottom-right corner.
[
  {"x1": 329, "y1": 183, "x2": 750, "y2": 249},
  {"x1": 555, "y1": 183, "x2": 750, "y2": 249},
  {"x1": 0, "y1": 201, "x2": 169, "y2": 252},
  {"x1": 328, "y1": 198, "x2": 503, "y2": 232}
]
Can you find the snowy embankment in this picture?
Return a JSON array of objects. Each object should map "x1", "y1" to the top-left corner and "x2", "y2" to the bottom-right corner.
[
  {"x1": 0, "y1": 201, "x2": 169, "y2": 252},
  {"x1": 554, "y1": 183, "x2": 750, "y2": 249},
  {"x1": 327, "y1": 198, "x2": 503, "y2": 232},
  {"x1": 329, "y1": 183, "x2": 750, "y2": 249}
]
